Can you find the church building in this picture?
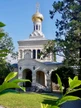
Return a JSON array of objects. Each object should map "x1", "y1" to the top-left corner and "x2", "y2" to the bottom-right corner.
[{"x1": 17, "y1": 5, "x2": 62, "y2": 91}]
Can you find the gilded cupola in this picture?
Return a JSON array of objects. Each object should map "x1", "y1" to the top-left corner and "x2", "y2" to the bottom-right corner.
[{"x1": 32, "y1": 3, "x2": 44, "y2": 22}]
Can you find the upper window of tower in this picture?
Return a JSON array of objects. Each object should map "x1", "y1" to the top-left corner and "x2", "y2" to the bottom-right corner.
[
  {"x1": 36, "y1": 25, "x2": 38, "y2": 30},
  {"x1": 37, "y1": 49, "x2": 40, "y2": 59},
  {"x1": 33, "y1": 49, "x2": 36, "y2": 59},
  {"x1": 34, "y1": 25, "x2": 35, "y2": 31}
]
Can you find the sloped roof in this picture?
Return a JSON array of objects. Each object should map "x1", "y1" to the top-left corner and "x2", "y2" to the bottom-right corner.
[
  {"x1": 43, "y1": 62, "x2": 62, "y2": 65},
  {"x1": 12, "y1": 63, "x2": 18, "y2": 68}
]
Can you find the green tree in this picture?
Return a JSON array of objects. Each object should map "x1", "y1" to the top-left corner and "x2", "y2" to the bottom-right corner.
[
  {"x1": 0, "y1": 22, "x2": 15, "y2": 83},
  {"x1": 42, "y1": 75, "x2": 81, "y2": 108},
  {"x1": 0, "y1": 22, "x2": 29, "y2": 94},
  {"x1": 0, "y1": 22, "x2": 14, "y2": 57},
  {"x1": 0, "y1": 33, "x2": 14, "y2": 53},
  {"x1": 0, "y1": 22, "x2": 8, "y2": 57},
  {"x1": 49, "y1": 0, "x2": 81, "y2": 72},
  {"x1": 51, "y1": 66, "x2": 75, "y2": 93},
  {"x1": 41, "y1": 40, "x2": 56, "y2": 61},
  {"x1": 0, "y1": 59, "x2": 13, "y2": 84}
]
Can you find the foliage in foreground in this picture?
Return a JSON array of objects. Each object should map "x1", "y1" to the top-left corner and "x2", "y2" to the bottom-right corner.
[
  {"x1": 51, "y1": 66, "x2": 75, "y2": 93},
  {"x1": 0, "y1": 59, "x2": 14, "y2": 84},
  {"x1": 41, "y1": 74, "x2": 81, "y2": 108},
  {"x1": 0, "y1": 72, "x2": 30, "y2": 94}
]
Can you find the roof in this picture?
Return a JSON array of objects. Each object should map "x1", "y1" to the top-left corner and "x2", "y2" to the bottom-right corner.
[
  {"x1": 43, "y1": 62, "x2": 62, "y2": 65},
  {"x1": 12, "y1": 63, "x2": 18, "y2": 68}
]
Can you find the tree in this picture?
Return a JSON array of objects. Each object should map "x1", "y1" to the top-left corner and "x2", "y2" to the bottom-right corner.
[
  {"x1": 42, "y1": 75, "x2": 81, "y2": 108},
  {"x1": 0, "y1": 59, "x2": 13, "y2": 84},
  {"x1": 0, "y1": 33, "x2": 14, "y2": 53},
  {"x1": 0, "y1": 22, "x2": 14, "y2": 57},
  {"x1": 51, "y1": 66, "x2": 75, "y2": 93},
  {"x1": 0, "y1": 22, "x2": 29, "y2": 94},
  {"x1": 0, "y1": 22, "x2": 15, "y2": 83},
  {"x1": 49, "y1": 0, "x2": 81, "y2": 76},
  {"x1": 41, "y1": 40, "x2": 56, "y2": 61},
  {"x1": 0, "y1": 22, "x2": 8, "y2": 57}
]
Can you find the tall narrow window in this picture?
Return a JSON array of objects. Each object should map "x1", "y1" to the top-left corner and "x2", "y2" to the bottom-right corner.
[
  {"x1": 34, "y1": 25, "x2": 35, "y2": 31},
  {"x1": 33, "y1": 50, "x2": 36, "y2": 59},
  {"x1": 36, "y1": 25, "x2": 38, "y2": 30},
  {"x1": 37, "y1": 49, "x2": 40, "y2": 59}
]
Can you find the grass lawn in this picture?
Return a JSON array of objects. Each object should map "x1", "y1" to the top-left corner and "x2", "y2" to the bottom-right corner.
[{"x1": 0, "y1": 91, "x2": 58, "y2": 108}]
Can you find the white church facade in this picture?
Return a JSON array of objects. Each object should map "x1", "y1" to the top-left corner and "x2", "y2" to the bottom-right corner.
[{"x1": 17, "y1": 5, "x2": 62, "y2": 91}]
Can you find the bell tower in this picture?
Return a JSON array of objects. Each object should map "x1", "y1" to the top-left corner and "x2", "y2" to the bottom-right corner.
[{"x1": 29, "y1": 3, "x2": 45, "y2": 39}]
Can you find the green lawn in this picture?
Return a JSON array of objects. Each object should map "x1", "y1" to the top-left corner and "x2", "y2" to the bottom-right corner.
[{"x1": 0, "y1": 92, "x2": 58, "y2": 108}]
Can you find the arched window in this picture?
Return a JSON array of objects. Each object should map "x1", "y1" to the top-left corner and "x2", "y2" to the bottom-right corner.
[
  {"x1": 33, "y1": 50, "x2": 36, "y2": 59},
  {"x1": 37, "y1": 49, "x2": 40, "y2": 59},
  {"x1": 36, "y1": 25, "x2": 38, "y2": 30}
]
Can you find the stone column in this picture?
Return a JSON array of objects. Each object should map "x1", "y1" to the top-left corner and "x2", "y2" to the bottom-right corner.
[
  {"x1": 18, "y1": 71, "x2": 23, "y2": 86},
  {"x1": 31, "y1": 50, "x2": 33, "y2": 59},
  {"x1": 22, "y1": 50, "x2": 24, "y2": 59},
  {"x1": 46, "y1": 73, "x2": 51, "y2": 91},
  {"x1": 45, "y1": 73, "x2": 47, "y2": 86},
  {"x1": 19, "y1": 50, "x2": 22, "y2": 59},
  {"x1": 36, "y1": 49, "x2": 37, "y2": 59},
  {"x1": 18, "y1": 50, "x2": 20, "y2": 60},
  {"x1": 32, "y1": 71, "x2": 36, "y2": 86}
]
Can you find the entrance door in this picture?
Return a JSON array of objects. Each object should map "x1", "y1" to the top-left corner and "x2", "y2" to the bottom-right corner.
[
  {"x1": 36, "y1": 71, "x2": 45, "y2": 86},
  {"x1": 23, "y1": 69, "x2": 32, "y2": 87}
]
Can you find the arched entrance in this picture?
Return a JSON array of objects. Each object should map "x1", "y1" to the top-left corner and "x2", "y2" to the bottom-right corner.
[
  {"x1": 23, "y1": 69, "x2": 32, "y2": 87},
  {"x1": 36, "y1": 71, "x2": 45, "y2": 86},
  {"x1": 51, "y1": 71, "x2": 59, "y2": 91}
]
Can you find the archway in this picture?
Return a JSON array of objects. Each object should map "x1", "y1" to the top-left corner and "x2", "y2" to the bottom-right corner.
[
  {"x1": 51, "y1": 71, "x2": 59, "y2": 91},
  {"x1": 23, "y1": 69, "x2": 32, "y2": 87},
  {"x1": 36, "y1": 71, "x2": 45, "y2": 86}
]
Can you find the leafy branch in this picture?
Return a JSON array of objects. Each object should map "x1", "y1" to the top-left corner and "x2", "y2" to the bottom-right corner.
[
  {"x1": 41, "y1": 75, "x2": 81, "y2": 108},
  {"x1": 0, "y1": 72, "x2": 30, "y2": 94}
]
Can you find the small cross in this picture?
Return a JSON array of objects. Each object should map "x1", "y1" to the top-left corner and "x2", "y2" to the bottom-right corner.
[{"x1": 36, "y1": 2, "x2": 40, "y2": 12}]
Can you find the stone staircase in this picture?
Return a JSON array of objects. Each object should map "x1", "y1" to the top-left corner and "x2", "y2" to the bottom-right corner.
[{"x1": 26, "y1": 83, "x2": 50, "y2": 93}]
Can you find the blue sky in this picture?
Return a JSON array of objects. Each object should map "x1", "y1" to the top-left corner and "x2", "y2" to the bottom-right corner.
[
  {"x1": 0, "y1": 0, "x2": 59, "y2": 51},
  {"x1": 0, "y1": 0, "x2": 63, "y2": 62}
]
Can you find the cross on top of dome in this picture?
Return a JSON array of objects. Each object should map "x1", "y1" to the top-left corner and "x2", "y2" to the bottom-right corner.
[{"x1": 36, "y1": 2, "x2": 40, "y2": 12}]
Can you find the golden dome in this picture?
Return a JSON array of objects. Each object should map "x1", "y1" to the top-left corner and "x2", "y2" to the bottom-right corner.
[{"x1": 32, "y1": 11, "x2": 44, "y2": 22}]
